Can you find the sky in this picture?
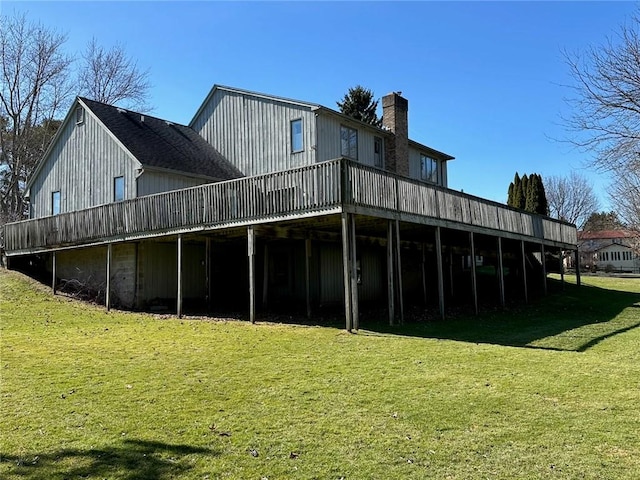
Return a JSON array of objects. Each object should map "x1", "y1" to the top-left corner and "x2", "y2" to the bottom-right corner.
[{"x1": 4, "y1": 1, "x2": 637, "y2": 209}]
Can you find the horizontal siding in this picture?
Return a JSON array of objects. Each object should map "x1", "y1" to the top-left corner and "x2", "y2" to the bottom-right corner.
[
  {"x1": 29, "y1": 104, "x2": 138, "y2": 218},
  {"x1": 192, "y1": 90, "x2": 317, "y2": 176}
]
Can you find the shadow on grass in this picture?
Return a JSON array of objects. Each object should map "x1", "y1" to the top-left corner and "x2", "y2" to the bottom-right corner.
[
  {"x1": 1, "y1": 439, "x2": 216, "y2": 480},
  {"x1": 361, "y1": 279, "x2": 640, "y2": 352}
]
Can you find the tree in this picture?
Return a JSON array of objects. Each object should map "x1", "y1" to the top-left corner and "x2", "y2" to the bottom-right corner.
[
  {"x1": 545, "y1": 171, "x2": 600, "y2": 229},
  {"x1": 507, "y1": 172, "x2": 548, "y2": 214},
  {"x1": 563, "y1": 11, "x2": 640, "y2": 229},
  {"x1": 78, "y1": 38, "x2": 151, "y2": 111},
  {"x1": 336, "y1": 85, "x2": 381, "y2": 127},
  {"x1": 583, "y1": 211, "x2": 625, "y2": 231},
  {"x1": 0, "y1": 12, "x2": 153, "y2": 226},
  {"x1": 0, "y1": 13, "x2": 73, "y2": 224}
]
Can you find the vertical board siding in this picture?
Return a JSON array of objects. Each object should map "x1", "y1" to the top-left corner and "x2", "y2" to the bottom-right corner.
[
  {"x1": 137, "y1": 171, "x2": 210, "y2": 197},
  {"x1": 316, "y1": 114, "x2": 381, "y2": 168},
  {"x1": 192, "y1": 90, "x2": 316, "y2": 176},
  {"x1": 29, "y1": 106, "x2": 138, "y2": 218}
]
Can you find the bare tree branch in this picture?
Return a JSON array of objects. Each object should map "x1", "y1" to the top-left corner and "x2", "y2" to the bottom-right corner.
[
  {"x1": 78, "y1": 38, "x2": 151, "y2": 111},
  {"x1": 545, "y1": 172, "x2": 600, "y2": 229}
]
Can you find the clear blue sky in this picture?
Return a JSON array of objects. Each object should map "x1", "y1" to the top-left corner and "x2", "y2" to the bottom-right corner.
[{"x1": 5, "y1": 1, "x2": 637, "y2": 208}]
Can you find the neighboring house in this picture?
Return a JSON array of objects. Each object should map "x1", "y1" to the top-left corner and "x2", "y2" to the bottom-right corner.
[
  {"x1": 3, "y1": 85, "x2": 578, "y2": 329},
  {"x1": 577, "y1": 230, "x2": 640, "y2": 273}
]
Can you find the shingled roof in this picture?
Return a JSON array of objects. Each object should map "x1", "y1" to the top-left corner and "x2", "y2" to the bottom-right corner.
[{"x1": 80, "y1": 97, "x2": 243, "y2": 181}]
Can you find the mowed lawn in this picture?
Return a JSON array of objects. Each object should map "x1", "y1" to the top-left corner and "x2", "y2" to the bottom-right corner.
[{"x1": 1, "y1": 269, "x2": 640, "y2": 479}]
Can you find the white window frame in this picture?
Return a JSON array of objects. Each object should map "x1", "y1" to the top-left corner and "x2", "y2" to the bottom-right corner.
[
  {"x1": 290, "y1": 118, "x2": 304, "y2": 153},
  {"x1": 420, "y1": 154, "x2": 438, "y2": 184},
  {"x1": 114, "y1": 176, "x2": 125, "y2": 202},
  {"x1": 52, "y1": 191, "x2": 61, "y2": 215},
  {"x1": 374, "y1": 136, "x2": 384, "y2": 168},
  {"x1": 76, "y1": 105, "x2": 84, "y2": 125},
  {"x1": 340, "y1": 125, "x2": 358, "y2": 160}
]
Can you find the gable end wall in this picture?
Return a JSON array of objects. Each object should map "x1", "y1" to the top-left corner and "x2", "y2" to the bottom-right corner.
[{"x1": 29, "y1": 108, "x2": 139, "y2": 218}]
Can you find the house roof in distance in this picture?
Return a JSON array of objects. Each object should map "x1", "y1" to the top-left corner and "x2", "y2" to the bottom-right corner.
[
  {"x1": 80, "y1": 97, "x2": 243, "y2": 181},
  {"x1": 578, "y1": 230, "x2": 635, "y2": 241}
]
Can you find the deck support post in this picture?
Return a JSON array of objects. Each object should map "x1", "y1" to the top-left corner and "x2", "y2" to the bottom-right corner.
[
  {"x1": 435, "y1": 226, "x2": 445, "y2": 320},
  {"x1": 205, "y1": 238, "x2": 212, "y2": 311},
  {"x1": 341, "y1": 212, "x2": 353, "y2": 332},
  {"x1": 177, "y1": 235, "x2": 183, "y2": 318},
  {"x1": 541, "y1": 243, "x2": 548, "y2": 295},
  {"x1": 497, "y1": 237, "x2": 505, "y2": 308},
  {"x1": 350, "y1": 217, "x2": 359, "y2": 331},
  {"x1": 470, "y1": 232, "x2": 478, "y2": 315},
  {"x1": 248, "y1": 226, "x2": 256, "y2": 324},
  {"x1": 521, "y1": 240, "x2": 528, "y2": 304},
  {"x1": 52, "y1": 251, "x2": 57, "y2": 295},
  {"x1": 559, "y1": 250, "x2": 565, "y2": 289},
  {"x1": 106, "y1": 243, "x2": 112, "y2": 312},
  {"x1": 449, "y1": 249, "x2": 454, "y2": 299},
  {"x1": 305, "y1": 238, "x2": 312, "y2": 319},
  {"x1": 262, "y1": 243, "x2": 269, "y2": 308},
  {"x1": 387, "y1": 221, "x2": 395, "y2": 326},
  {"x1": 421, "y1": 243, "x2": 428, "y2": 306},
  {"x1": 395, "y1": 220, "x2": 404, "y2": 325},
  {"x1": 575, "y1": 248, "x2": 581, "y2": 287}
]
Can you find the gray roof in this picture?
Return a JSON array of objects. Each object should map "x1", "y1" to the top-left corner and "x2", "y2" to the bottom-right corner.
[{"x1": 80, "y1": 97, "x2": 243, "y2": 181}]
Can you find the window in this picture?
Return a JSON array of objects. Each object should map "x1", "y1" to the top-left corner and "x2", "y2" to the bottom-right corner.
[
  {"x1": 374, "y1": 136, "x2": 383, "y2": 168},
  {"x1": 52, "y1": 191, "x2": 60, "y2": 215},
  {"x1": 114, "y1": 176, "x2": 125, "y2": 202},
  {"x1": 76, "y1": 105, "x2": 84, "y2": 124},
  {"x1": 340, "y1": 125, "x2": 358, "y2": 160},
  {"x1": 291, "y1": 119, "x2": 303, "y2": 152},
  {"x1": 420, "y1": 154, "x2": 438, "y2": 183}
]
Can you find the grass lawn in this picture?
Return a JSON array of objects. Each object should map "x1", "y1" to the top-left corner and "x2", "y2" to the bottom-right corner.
[{"x1": 2, "y1": 269, "x2": 640, "y2": 479}]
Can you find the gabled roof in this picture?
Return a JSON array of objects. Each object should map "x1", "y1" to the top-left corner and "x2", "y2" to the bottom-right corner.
[
  {"x1": 191, "y1": 84, "x2": 455, "y2": 161},
  {"x1": 79, "y1": 98, "x2": 243, "y2": 181},
  {"x1": 578, "y1": 230, "x2": 635, "y2": 241}
]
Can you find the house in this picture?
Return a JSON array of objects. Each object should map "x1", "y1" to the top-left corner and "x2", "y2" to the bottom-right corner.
[
  {"x1": 3, "y1": 85, "x2": 578, "y2": 329},
  {"x1": 577, "y1": 230, "x2": 639, "y2": 273}
]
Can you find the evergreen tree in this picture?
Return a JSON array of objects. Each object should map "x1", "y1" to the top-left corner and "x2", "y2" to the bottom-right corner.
[
  {"x1": 508, "y1": 173, "x2": 522, "y2": 208},
  {"x1": 336, "y1": 85, "x2": 382, "y2": 127},
  {"x1": 507, "y1": 172, "x2": 549, "y2": 214}
]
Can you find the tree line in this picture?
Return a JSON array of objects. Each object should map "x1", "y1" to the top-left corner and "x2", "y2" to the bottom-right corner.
[{"x1": 0, "y1": 12, "x2": 151, "y2": 225}]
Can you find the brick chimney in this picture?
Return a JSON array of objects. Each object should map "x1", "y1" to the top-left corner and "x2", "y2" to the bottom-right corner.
[{"x1": 382, "y1": 92, "x2": 409, "y2": 176}]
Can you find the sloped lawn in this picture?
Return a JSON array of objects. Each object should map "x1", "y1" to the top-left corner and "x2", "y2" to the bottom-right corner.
[{"x1": 1, "y1": 269, "x2": 640, "y2": 479}]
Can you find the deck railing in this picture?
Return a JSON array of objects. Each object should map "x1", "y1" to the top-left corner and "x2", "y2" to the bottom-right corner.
[
  {"x1": 343, "y1": 162, "x2": 577, "y2": 245},
  {"x1": 3, "y1": 158, "x2": 576, "y2": 254}
]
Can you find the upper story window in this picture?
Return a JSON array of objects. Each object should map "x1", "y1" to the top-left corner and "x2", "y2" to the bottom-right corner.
[
  {"x1": 374, "y1": 136, "x2": 383, "y2": 168},
  {"x1": 420, "y1": 154, "x2": 438, "y2": 184},
  {"x1": 340, "y1": 125, "x2": 358, "y2": 160},
  {"x1": 114, "y1": 176, "x2": 125, "y2": 202},
  {"x1": 291, "y1": 119, "x2": 303, "y2": 153},
  {"x1": 76, "y1": 105, "x2": 84, "y2": 124},
  {"x1": 52, "y1": 191, "x2": 61, "y2": 215}
]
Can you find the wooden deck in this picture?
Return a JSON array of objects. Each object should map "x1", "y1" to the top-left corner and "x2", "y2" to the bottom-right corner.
[{"x1": 3, "y1": 158, "x2": 576, "y2": 256}]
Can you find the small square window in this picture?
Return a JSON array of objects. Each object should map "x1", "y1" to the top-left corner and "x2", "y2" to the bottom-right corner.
[
  {"x1": 114, "y1": 176, "x2": 125, "y2": 202},
  {"x1": 52, "y1": 191, "x2": 61, "y2": 215},
  {"x1": 291, "y1": 119, "x2": 303, "y2": 153}
]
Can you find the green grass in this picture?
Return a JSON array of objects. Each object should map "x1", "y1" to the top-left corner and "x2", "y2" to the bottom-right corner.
[{"x1": 2, "y1": 269, "x2": 640, "y2": 479}]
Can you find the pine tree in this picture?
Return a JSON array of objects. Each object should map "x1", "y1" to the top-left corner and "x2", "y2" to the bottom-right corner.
[{"x1": 336, "y1": 85, "x2": 382, "y2": 127}]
